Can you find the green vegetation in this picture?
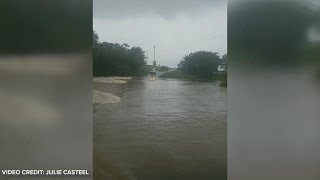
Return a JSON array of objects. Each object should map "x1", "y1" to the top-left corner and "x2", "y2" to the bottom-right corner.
[
  {"x1": 140, "y1": 65, "x2": 159, "y2": 76},
  {"x1": 178, "y1": 51, "x2": 222, "y2": 78},
  {"x1": 145, "y1": 65, "x2": 160, "y2": 71},
  {"x1": 160, "y1": 66, "x2": 170, "y2": 72},
  {"x1": 160, "y1": 51, "x2": 227, "y2": 86},
  {"x1": 93, "y1": 30, "x2": 227, "y2": 87},
  {"x1": 159, "y1": 71, "x2": 197, "y2": 79},
  {"x1": 93, "y1": 31, "x2": 147, "y2": 77}
]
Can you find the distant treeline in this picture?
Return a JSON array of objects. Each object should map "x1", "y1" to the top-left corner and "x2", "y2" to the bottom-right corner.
[
  {"x1": 93, "y1": 30, "x2": 227, "y2": 84},
  {"x1": 159, "y1": 51, "x2": 227, "y2": 86},
  {"x1": 178, "y1": 51, "x2": 227, "y2": 78},
  {"x1": 93, "y1": 31, "x2": 147, "y2": 77}
]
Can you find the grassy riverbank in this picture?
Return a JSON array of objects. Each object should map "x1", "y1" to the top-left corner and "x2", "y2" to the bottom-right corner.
[
  {"x1": 160, "y1": 71, "x2": 227, "y2": 81},
  {"x1": 159, "y1": 71, "x2": 197, "y2": 79}
]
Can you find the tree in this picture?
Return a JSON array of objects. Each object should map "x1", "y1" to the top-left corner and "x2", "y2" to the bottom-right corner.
[
  {"x1": 93, "y1": 31, "x2": 147, "y2": 76},
  {"x1": 178, "y1": 51, "x2": 221, "y2": 78},
  {"x1": 93, "y1": 30, "x2": 99, "y2": 47},
  {"x1": 160, "y1": 66, "x2": 170, "y2": 72},
  {"x1": 219, "y1": 54, "x2": 227, "y2": 71}
]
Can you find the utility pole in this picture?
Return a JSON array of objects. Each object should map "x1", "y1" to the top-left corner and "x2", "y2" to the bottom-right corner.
[
  {"x1": 153, "y1": 45, "x2": 156, "y2": 66},
  {"x1": 146, "y1": 50, "x2": 148, "y2": 64}
]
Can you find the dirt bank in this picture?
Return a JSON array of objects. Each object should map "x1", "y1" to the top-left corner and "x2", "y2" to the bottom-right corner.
[{"x1": 93, "y1": 77, "x2": 132, "y2": 104}]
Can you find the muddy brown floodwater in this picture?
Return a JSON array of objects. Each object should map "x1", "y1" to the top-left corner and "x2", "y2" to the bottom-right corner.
[{"x1": 94, "y1": 77, "x2": 227, "y2": 180}]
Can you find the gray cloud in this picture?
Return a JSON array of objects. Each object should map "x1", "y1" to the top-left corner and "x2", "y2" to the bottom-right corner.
[
  {"x1": 94, "y1": 0, "x2": 225, "y2": 19},
  {"x1": 93, "y1": 0, "x2": 226, "y2": 67}
]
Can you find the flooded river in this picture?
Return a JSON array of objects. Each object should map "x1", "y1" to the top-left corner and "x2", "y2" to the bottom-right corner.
[{"x1": 94, "y1": 77, "x2": 227, "y2": 180}]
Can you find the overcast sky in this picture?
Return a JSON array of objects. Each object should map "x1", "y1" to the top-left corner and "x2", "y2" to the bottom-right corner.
[{"x1": 93, "y1": 0, "x2": 226, "y2": 67}]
